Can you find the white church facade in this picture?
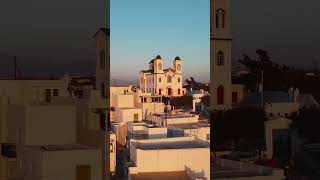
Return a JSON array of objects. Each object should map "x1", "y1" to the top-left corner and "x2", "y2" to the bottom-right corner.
[{"x1": 139, "y1": 55, "x2": 186, "y2": 97}]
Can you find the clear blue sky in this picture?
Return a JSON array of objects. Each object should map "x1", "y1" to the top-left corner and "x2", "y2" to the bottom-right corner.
[{"x1": 111, "y1": 0, "x2": 210, "y2": 83}]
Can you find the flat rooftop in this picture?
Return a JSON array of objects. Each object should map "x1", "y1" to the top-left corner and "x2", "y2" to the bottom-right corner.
[
  {"x1": 168, "y1": 122, "x2": 210, "y2": 130},
  {"x1": 135, "y1": 140, "x2": 209, "y2": 150},
  {"x1": 155, "y1": 113, "x2": 197, "y2": 119},
  {"x1": 131, "y1": 171, "x2": 190, "y2": 180},
  {"x1": 25, "y1": 144, "x2": 96, "y2": 151}
]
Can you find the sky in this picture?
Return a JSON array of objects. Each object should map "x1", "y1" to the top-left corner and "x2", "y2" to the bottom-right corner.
[
  {"x1": 110, "y1": 0, "x2": 210, "y2": 83},
  {"x1": 231, "y1": 0, "x2": 320, "y2": 69},
  {"x1": 0, "y1": 0, "x2": 107, "y2": 77},
  {"x1": 1, "y1": 0, "x2": 320, "y2": 79}
]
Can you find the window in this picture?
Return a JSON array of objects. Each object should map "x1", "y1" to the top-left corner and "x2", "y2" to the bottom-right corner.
[
  {"x1": 76, "y1": 165, "x2": 91, "y2": 180},
  {"x1": 232, "y1": 92, "x2": 238, "y2": 104},
  {"x1": 178, "y1": 78, "x2": 181, "y2": 83},
  {"x1": 134, "y1": 114, "x2": 139, "y2": 123},
  {"x1": 1, "y1": 144, "x2": 16, "y2": 158},
  {"x1": 167, "y1": 76, "x2": 172, "y2": 83},
  {"x1": 159, "y1": 77, "x2": 162, "y2": 82},
  {"x1": 158, "y1": 63, "x2": 162, "y2": 70},
  {"x1": 45, "y1": 89, "x2": 51, "y2": 103},
  {"x1": 206, "y1": 134, "x2": 210, "y2": 141},
  {"x1": 217, "y1": 51, "x2": 224, "y2": 66},
  {"x1": 100, "y1": 50, "x2": 106, "y2": 69},
  {"x1": 53, "y1": 89, "x2": 59, "y2": 96},
  {"x1": 216, "y1": 9, "x2": 226, "y2": 28},
  {"x1": 101, "y1": 82, "x2": 105, "y2": 97},
  {"x1": 110, "y1": 142, "x2": 114, "y2": 153},
  {"x1": 178, "y1": 89, "x2": 181, "y2": 95},
  {"x1": 100, "y1": 113, "x2": 106, "y2": 131},
  {"x1": 217, "y1": 86, "x2": 224, "y2": 105},
  {"x1": 159, "y1": 89, "x2": 162, "y2": 95},
  {"x1": 177, "y1": 64, "x2": 181, "y2": 71}
]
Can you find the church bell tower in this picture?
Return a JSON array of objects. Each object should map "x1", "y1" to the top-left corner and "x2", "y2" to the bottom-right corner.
[{"x1": 210, "y1": 0, "x2": 232, "y2": 110}]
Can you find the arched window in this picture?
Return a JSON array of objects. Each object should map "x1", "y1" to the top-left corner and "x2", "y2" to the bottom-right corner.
[
  {"x1": 177, "y1": 64, "x2": 181, "y2": 71},
  {"x1": 159, "y1": 77, "x2": 162, "y2": 83},
  {"x1": 158, "y1": 63, "x2": 162, "y2": 70},
  {"x1": 217, "y1": 51, "x2": 224, "y2": 66},
  {"x1": 100, "y1": 50, "x2": 105, "y2": 69},
  {"x1": 178, "y1": 78, "x2": 181, "y2": 83},
  {"x1": 178, "y1": 89, "x2": 181, "y2": 95},
  {"x1": 217, "y1": 86, "x2": 224, "y2": 105},
  {"x1": 216, "y1": 9, "x2": 226, "y2": 29},
  {"x1": 167, "y1": 76, "x2": 172, "y2": 83}
]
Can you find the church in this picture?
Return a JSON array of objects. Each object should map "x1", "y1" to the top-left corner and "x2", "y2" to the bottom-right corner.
[
  {"x1": 139, "y1": 55, "x2": 186, "y2": 97},
  {"x1": 210, "y1": 0, "x2": 245, "y2": 110}
]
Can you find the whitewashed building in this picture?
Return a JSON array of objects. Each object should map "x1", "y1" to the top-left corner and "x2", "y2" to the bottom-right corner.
[
  {"x1": 139, "y1": 55, "x2": 186, "y2": 97},
  {"x1": 129, "y1": 137, "x2": 210, "y2": 180}
]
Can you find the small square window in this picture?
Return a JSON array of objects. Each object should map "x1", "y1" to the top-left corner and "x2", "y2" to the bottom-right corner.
[
  {"x1": 53, "y1": 89, "x2": 59, "y2": 96},
  {"x1": 1, "y1": 144, "x2": 16, "y2": 158}
]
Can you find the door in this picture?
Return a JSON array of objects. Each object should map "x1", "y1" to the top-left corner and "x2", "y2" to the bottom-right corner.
[
  {"x1": 168, "y1": 88, "x2": 172, "y2": 96},
  {"x1": 76, "y1": 165, "x2": 91, "y2": 180},
  {"x1": 134, "y1": 113, "x2": 139, "y2": 123},
  {"x1": 217, "y1": 86, "x2": 224, "y2": 105},
  {"x1": 45, "y1": 89, "x2": 51, "y2": 103},
  {"x1": 273, "y1": 129, "x2": 291, "y2": 163}
]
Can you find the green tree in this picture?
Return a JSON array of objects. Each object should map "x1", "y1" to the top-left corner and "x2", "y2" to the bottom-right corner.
[
  {"x1": 291, "y1": 107, "x2": 320, "y2": 141},
  {"x1": 163, "y1": 95, "x2": 193, "y2": 110},
  {"x1": 212, "y1": 107, "x2": 266, "y2": 148}
]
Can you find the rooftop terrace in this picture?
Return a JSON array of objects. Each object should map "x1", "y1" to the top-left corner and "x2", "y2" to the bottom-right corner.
[{"x1": 134, "y1": 140, "x2": 209, "y2": 150}]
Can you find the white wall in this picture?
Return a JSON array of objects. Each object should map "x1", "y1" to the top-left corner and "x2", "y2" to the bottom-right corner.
[
  {"x1": 112, "y1": 94, "x2": 134, "y2": 108},
  {"x1": 184, "y1": 127, "x2": 210, "y2": 142},
  {"x1": 132, "y1": 148, "x2": 210, "y2": 179},
  {"x1": 19, "y1": 148, "x2": 102, "y2": 180},
  {"x1": 115, "y1": 108, "x2": 142, "y2": 123},
  {"x1": 7, "y1": 104, "x2": 76, "y2": 146}
]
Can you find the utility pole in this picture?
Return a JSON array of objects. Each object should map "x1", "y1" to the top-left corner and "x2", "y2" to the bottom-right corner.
[{"x1": 261, "y1": 70, "x2": 264, "y2": 108}]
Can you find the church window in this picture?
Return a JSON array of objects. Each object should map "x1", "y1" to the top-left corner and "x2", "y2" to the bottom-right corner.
[
  {"x1": 158, "y1": 63, "x2": 162, "y2": 70},
  {"x1": 216, "y1": 9, "x2": 226, "y2": 29},
  {"x1": 217, "y1": 51, "x2": 224, "y2": 66},
  {"x1": 100, "y1": 50, "x2": 105, "y2": 69},
  {"x1": 167, "y1": 76, "x2": 172, "y2": 83},
  {"x1": 177, "y1": 64, "x2": 181, "y2": 71}
]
